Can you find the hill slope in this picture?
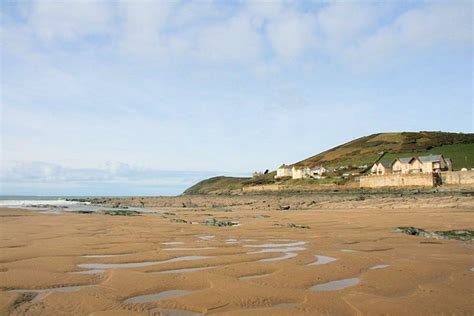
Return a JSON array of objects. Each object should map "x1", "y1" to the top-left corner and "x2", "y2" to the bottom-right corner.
[
  {"x1": 293, "y1": 132, "x2": 474, "y2": 168},
  {"x1": 184, "y1": 131, "x2": 474, "y2": 194}
]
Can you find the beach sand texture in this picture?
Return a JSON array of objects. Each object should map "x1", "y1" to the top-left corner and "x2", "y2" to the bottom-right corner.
[{"x1": 0, "y1": 202, "x2": 473, "y2": 315}]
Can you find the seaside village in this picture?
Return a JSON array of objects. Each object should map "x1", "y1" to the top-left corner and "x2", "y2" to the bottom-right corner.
[{"x1": 275, "y1": 154, "x2": 474, "y2": 188}]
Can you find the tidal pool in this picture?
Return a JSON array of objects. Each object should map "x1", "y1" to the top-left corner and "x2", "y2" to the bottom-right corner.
[
  {"x1": 369, "y1": 264, "x2": 390, "y2": 270},
  {"x1": 309, "y1": 278, "x2": 360, "y2": 292},
  {"x1": 72, "y1": 269, "x2": 105, "y2": 275},
  {"x1": 248, "y1": 247, "x2": 306, "y2": 254},
  {"x1": 124, "y1": 290, "x2": 191, "y2": 304},
  {"x1": 162, "y1": 247, "x2": 216, "y2": 251},
  {"x1": 340, "y1": 249, "x2": 358, "y2": 253},
  {"x1": 78, "y1": 255, "x2": 212, "y2": 270},
  {"x1": 244, "y1": 241, "x2": 306, "y2": 248},
  {"x1": 198, "y1": 235, "x2": 215, "y2": 240},
  {"x1": 239, "y1": 273, "x2": 272, "y2": 280},
  {"x1": 307, "y1": 255, "x2": 337, "y2": 266}
]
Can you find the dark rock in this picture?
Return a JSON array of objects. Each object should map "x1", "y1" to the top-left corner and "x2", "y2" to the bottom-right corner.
[
  {"x1": 103, "y1": 210, "x2": 140, "y2": 216},
  {"x1": 395, "y1": 227, "x2": 474, "y2": 241},
  {"x1": 202, "y1": 218, "x2": 239, "y2": 227},
  {"x1": 170, "y1": 218, "x2": 188, "y2": 224}
]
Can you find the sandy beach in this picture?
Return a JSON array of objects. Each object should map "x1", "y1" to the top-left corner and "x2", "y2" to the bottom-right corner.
[{"x1": 1, "y1": 194, "x2": 473, "y2": 315}]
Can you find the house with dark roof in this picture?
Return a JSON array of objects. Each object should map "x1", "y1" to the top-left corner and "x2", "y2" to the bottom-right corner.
[
  {"x1": 392, "y1": 157, "x2": 413, "y2": 174},
  {"x1": 388, "y1": 154, "x2": 451, "y2": 175},
  {"x1": 408, "y1": 157, "x2": 423, "y2": 174},
  {"x1": 418, "y1": 155, "x2": 449, "y2": 173}
]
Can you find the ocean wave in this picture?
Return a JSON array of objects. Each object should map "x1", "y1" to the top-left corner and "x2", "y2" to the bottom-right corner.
[{"x1": 0, "y1": 199, "x2": 90, "y2": 207}]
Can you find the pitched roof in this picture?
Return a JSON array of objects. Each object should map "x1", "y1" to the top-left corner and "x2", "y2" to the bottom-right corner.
[
  {"x1": 380, "y1": 162, "x2": 392, "y2": 168},
  {"x1": 409, "y1": 157, "x2": 422, "y2": 164},
  {"x1": 418, "y1": 155, "x2": 443, "y2": 163},
  {"x1": 398, "y1": 157, "x2": 412, "y2": 164},
  {"x1": 278, "y1": 164, "x2": 291, "y2": 169}
]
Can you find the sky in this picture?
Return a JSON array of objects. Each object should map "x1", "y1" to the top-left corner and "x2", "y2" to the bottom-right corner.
[{"x1": 0, "y1": 0, "x2": 473, "y2": 196}]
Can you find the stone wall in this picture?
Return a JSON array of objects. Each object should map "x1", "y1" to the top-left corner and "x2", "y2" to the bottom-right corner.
[
  {"x1": 440, "y1": 170, "x2": 474, "y2": 185},
  {"x1": 360, "y1": 174, "x2": 434, "y2": 188}
]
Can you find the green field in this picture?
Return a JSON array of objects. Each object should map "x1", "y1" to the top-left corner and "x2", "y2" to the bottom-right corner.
[
  {"x1": 379, "y1": 143, "x2": 474, "y2": 170},
  {"x1": 184, "y1": 132, "x2": 474, "y2": 194},
  {"x1": 295, "y1": 132, "x2": 473, "y2": 169},
  {"x1": 184, "y1": 176, "x2": 249, "y2": 194}
]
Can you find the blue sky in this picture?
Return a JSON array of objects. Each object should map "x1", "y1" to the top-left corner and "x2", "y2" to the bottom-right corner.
[{"x1": 0, "y1": 0, "x2": 472, "y2": 196}]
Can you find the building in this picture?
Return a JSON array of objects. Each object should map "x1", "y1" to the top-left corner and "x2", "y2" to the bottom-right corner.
[
  {"x1": 292, "y1": 166, "x2": 311, "y2": 179},
  {"x1": 276, "y1": 164, "x2": 329, "y2": 180},
  {"x1": 408, "y1": 157, "x2": 423, "y2": 174},
  {"x1": 445, "y1": 158, "x2": 453, "y2": 171},
  {"x1": 418, "y1": 155, "x2": 447, "y2": 173},
  {"x1": 311, "y1": 166, "x2": 327, "y2": 176},
  {"x1": 371, "y1": 162, "x2": 392, "y2": 175},
  {"x1": 392, "y1": 157, "x2": 412, "y2": 174},
  {"x1": 275, "y1": 164, "x2": 292, "y2": 178},
  {"x1": 375, "y1": 154, "x2": 451, "y2": 176}
]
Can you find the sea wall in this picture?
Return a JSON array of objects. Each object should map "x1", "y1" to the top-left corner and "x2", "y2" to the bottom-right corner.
[
  {"x1": 440, "y1": 171, "x2": 474, "y2": 185},
  {"x1": 360, "y1": 174, "x2": 434, "y2": 188}
]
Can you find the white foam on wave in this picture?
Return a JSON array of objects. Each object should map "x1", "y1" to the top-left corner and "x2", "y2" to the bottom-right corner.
[{"x1": 0, "y1": 199, "x2": 90, "y2": 207}]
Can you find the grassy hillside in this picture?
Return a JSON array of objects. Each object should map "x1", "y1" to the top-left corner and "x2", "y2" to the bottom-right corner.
[
  {"x1": 379, "y1": 143, "x2": 474, "y2": 170},
  {"x1": 184, "y1": 173, "x2": 276, "y2": 194},
  {"x1": 184, "y1": 176, "x2": 250, "y2": 194},
  {"x1": 184, "y1": 131, "x2": 474, "y2": 194},
  {"x1": 294, "y1": 132, "x2": 474, "y2": 169}
]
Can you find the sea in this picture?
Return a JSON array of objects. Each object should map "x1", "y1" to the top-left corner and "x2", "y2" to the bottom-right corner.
[{"x1": 0, "y1": 196, "x2": 139, "y2": 213}]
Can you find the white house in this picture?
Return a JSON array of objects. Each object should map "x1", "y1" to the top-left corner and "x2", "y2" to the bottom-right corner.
[
  {"x1": 370, "y1": 162, "x2": 392, "y2": 175},
  {"x1": 392, "y1": 157, "x2": 413, "y2": 174},
  {"x1": 418, "y1": 155, "x2": 447, "y2": 173},
  {"x1": 311, "y1": 166, "x2": 327, "y2": 176},
  {"x1": 275, "y1": 164, "x2": 292, "y2": 178},
  {"x1": 408, "y1": 157, "x2": 423, "y2": 174},
  {"x1": 292, "y1": 166, "x2": 311, "y2": 179},
  {"x1": 391, "y1": 154, "x2": 451, "y2": 175}
]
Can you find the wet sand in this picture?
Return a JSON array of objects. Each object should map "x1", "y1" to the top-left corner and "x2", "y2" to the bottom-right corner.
[{"x1": 0, "y1": 200, "x2": 473, "y2": 315}]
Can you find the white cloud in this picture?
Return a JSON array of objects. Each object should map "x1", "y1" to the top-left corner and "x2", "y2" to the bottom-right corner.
[
  {"x1": 0, "y1": 160, "x2": 248, "y2": 195},
  {"x1": 0, "y1": 160, "x2": 228, "y2": 185},
  {"x1": 244, "y1": 0, "x2": 284, "y2": 20},
  {"x1": 170, "y1": 1, "x2": 227, "y2": 29},
  {"x1": 346, "y1": 1, "x2": 473, "y2": 65},
  {"x1": 317, "y1": 2, "x2": 383, "y2": 49},
  {"x1": 118, "y1": 1, "x2": 174, "y2": 57},
  {"x1": 28, "y1": 0, "x2": 113, "y2": 42},
  {"x1": 6, "y1": 1, "x2": 471, "y2": 68},
  {"x1": 196, "y1": 14, "x2": 263, "y2": 62},
  {"x1": 267, "y1": 11, "x2": 317, "y2": 60}
]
